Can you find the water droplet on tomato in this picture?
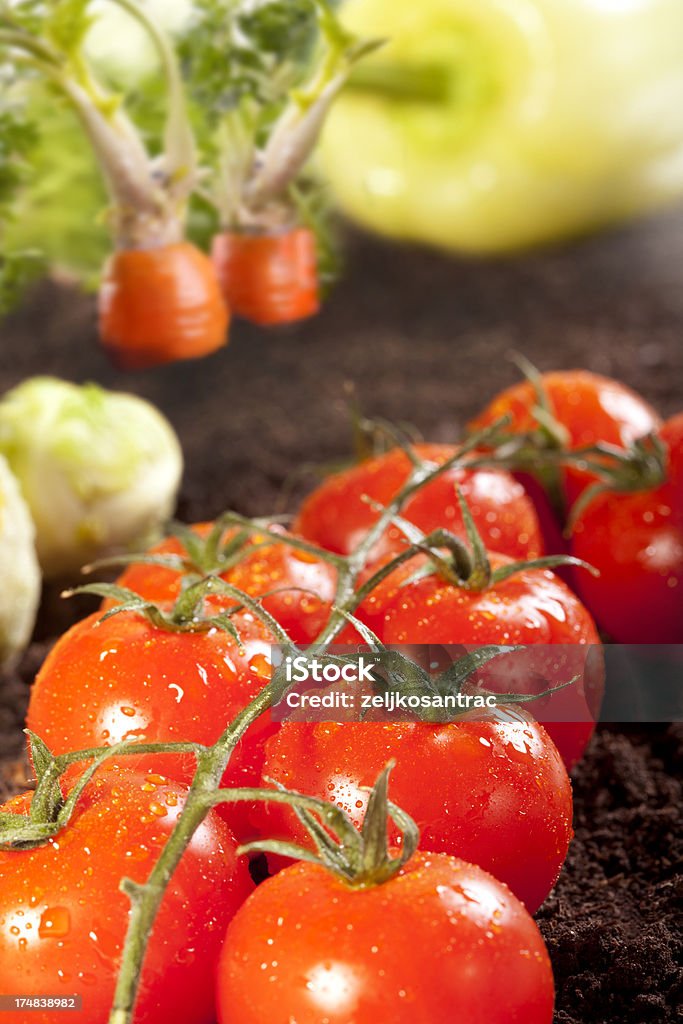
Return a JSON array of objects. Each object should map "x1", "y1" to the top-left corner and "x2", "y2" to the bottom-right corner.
[{"x1": 39, "y1": 907, "x2": 71, "y2": 939}]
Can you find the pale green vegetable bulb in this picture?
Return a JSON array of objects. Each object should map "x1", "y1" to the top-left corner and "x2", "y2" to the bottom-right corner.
[
  {"x1": 321, "y1": 0, "x2": 683, "y2": 252},
  {"x1": 0, "y1": 454, "x2": 40, "y2": 668},
  {"x1": 0, "y1": 379, "x2": 183, "y2": 581}
]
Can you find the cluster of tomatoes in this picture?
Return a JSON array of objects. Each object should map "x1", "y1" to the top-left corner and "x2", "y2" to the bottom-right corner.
[{"x1": 0, "y1": 369, "x2": 680, "y2": 1023}]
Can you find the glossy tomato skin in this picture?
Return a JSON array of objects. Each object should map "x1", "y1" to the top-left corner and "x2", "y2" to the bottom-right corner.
[
  {"x1": 0, "y1": 767, "x2": 252, "y2": 1024},
  {"x1": 26, "y1": 610, "x2": 276, "y2": 839},
  {"x1": 216, "y1": 853, "x2": 554, "y2": 1024},
  {"x1": 294, "y1": 444, "x2": 544, "y2": 560},
  {"x1": 251, "y1": 707, "x2": 572, "y2": 913},
  {"x1": 227, "y1": 539, "x2": 336, "y2": 645},
  {"x1": 570, "y1": 414, "x2": 683, "y2": 643},
  {"x1": 112, "y1": 524, "x2": 336, "y2": 645},
  {"x1": 348, "y1": 551, "x2": 603, "y2": 770},
  {"x1": 469, "y1": 370, "x2": 662, "y2": 507},
  {"x1": 515, "y1": 472, "x2": 571, "y2": 566}
]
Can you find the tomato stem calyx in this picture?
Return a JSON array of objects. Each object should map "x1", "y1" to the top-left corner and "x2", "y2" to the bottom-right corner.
[
  {"x1": 468, "y1": 357, "x2": 669, "y2": 526},
  {"x1": 383, "y1": 487, "x2": 598, "y2": 593},
  {"x1": 222, "y1": 764, "x2": 420, "y2": 889},
  {"x1": 566, "y1": 432, "x2": 668, "y2": 529},
  {"x1": 65, "y1": 575, "x2": 297, "y2": 651}
]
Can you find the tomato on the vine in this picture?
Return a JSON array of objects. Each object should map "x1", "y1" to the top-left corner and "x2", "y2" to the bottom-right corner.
[
  {"x1": 294, "y1": 444, "x2": 544, "y2": 560},
  {"x1": 26, "y1": 610, "x2": 277, "y2": 839},
  {"x1": 227, "y1": 538, "x2": 336, "y2": 645},
  {"x1": 0, "y1": 766, "x2": 252, "y2": 1024},
  {"x1": 217, "y1": 853, "x2": 554, "y2": 1024},
  {"x1": 570, "y1": 413, "x2": 683, "y2": 643},
  {"x1": 250, "y1": 706, "x2": 572, "y2": 913},
  {"x1": 111, "y1": 523, "x2": 337, "y2": 645},
  {"x1": 344, "y1": 549, "x2": 603, "y2": 770},
  {"x1": 469, "y1": 369, "x2": 662, "y2": 509}
]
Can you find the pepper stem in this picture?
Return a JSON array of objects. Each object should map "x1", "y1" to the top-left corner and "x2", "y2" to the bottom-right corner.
[{"x1": 346, "y1": 59, "x2": 452, "y2": 103}]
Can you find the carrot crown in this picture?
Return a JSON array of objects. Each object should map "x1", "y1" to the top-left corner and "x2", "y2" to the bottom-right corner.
[{"x1": 0, "y1": 0, "x2": 196, "y2": 249}]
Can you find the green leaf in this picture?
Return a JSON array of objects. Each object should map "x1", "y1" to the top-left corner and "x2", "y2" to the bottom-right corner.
[
  {"x1": 26, "y1": 731, "x2": 64, "y2": 823},
  {"x1": 435, "y1": 645, "x2": 521, "y2": 699},
  {"x1": 44, "y1": 0, "x2": 94, "y2": 60},
  {"x1": 27, "y1": 730, "x2": 53, "y2": 781},
  {"x1": 180, "y1": 0, "x2": 317, "y2": 116}
]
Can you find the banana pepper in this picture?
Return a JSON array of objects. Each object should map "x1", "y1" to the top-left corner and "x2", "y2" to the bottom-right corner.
[{"x1": 320, "y1": 0, "x2": 683, "y2": 252}]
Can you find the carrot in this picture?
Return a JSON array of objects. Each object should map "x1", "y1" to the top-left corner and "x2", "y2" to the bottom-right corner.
[
  {"x1": 1, "y1": 2, "x2": 234, "y2": 369},
  {"x1": 211, "y1": 228, "x2": 319, "y2": 327},
  {"x1": 99, "y1": 243, "x2": 229, "y2": 370}
]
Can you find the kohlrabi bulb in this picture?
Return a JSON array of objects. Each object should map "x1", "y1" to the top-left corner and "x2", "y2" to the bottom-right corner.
[
  {"x1": 0, "y1": 453, "x2": 40, "y2": 667},
  {"x1": 0, "y1": 378, "x2": 183, "y2": 580}
]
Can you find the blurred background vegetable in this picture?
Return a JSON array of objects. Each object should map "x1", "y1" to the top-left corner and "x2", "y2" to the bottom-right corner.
[
  {"x1": 0, "y1": 0, "x2": 378, "y2": 341},
  {"x1": 1, "y1": 0, "x2": 190, "y2": 282},
  {"x1": 321, "y1": 0, "x2": 683, "y2": 252},
  {"x1": 2, "y1": 0, "x2": 683, "y2": 337},
  {"x1": 0, "y1": 452, "x2": 40, "y2": 668},
  {"x1": 183, "y1": 0, "x2": 379, "y2": 325},
  {"x1": 0, "y1": 94, "x2": 44, "y2": 312},
  {"x1": 0, "y1": 0, "x2": 229, "y2": 366},
  {"x1": 0, "y1": 377, "x2": 183, "y2": 580}
]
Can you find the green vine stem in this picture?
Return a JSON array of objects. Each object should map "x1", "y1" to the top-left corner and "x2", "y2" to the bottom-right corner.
[{"x1": 107, "y1": 661, "x2": 299, "y2": 1024}]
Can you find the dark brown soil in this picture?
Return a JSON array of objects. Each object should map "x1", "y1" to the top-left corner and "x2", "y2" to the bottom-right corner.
[
  {"x1": 538, "y1": 725, "x2": 683, "y2": 1023},
  {"x1": 1, "y1": 213, "x2": 682, "y2": 1022}
]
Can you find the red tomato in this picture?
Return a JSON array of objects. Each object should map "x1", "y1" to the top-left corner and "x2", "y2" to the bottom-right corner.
[
  {"x1": 345, "y1": 551, "x2": 603, "y2": 769},
  {"x1": 0, "y1": 766, "x2": 252, "y2": 1024},
  {"x1": 570, "y1": 414, "x2": 683, "y2": 643},
  {"x1": 26, "y1": 610, "x2": 277, "y2": 839},
  {"x1": 469, "y1": 369, "x2": 662, "y2": 508},
  {"x1": 251, "y1": 707, "x2": 572, "y2": 913},
  {"x1": 112, "y1": 523, "x2": 336, "y2": 645},
  {"x1": 294, "y1": 444, "x2": 544, "y2": 560},
  {"x1": 217, "y1": 852, "x2": 554, "y2": 1024},
  {"x1": 228, "y1": 539, "x2": 336, "y2": 645},
  {"x1": 513, "y1": 472, "x2": 571, "y2": 566}
]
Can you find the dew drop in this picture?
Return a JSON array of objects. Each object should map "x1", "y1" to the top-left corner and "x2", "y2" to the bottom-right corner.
[{"x1": 39, "y1": 907, "x2": 71, "y2": 939}]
